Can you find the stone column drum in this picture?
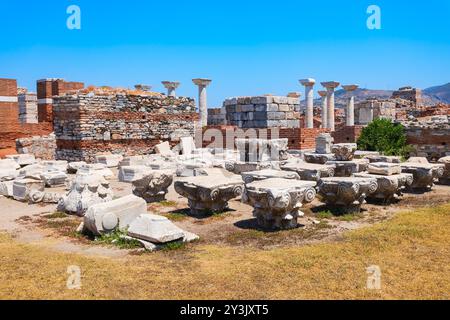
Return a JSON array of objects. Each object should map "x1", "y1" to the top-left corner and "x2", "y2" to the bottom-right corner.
[
  {"x1": 243, "y1": 178, "x2": 317, "y2": 230},
  {"x1": 192, "y1": 78, "x2": 212, "y2": 127},
  {"x1": 321, "y1": 81, "x2": 340, "y2": 131},
  {"x1": 162, "y1": 81, "x2": 180, "y2": 97},
  {"x1": 318, "y1": 91, "x2": 328, "y2": 129},
  {"x1": 342, "y1": 85, "x2": 359, "y2": 127},
  {"x1": 300, "y1": 78, "x2": 316, "y2": 129}
]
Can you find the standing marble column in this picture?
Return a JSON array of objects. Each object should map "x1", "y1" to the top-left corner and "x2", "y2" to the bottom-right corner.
[
  {"x1": 192, "y1": 78, "x2": 212, "y2": 127},
  {"x1": 342, "y1": 85, "x2": 359, "y2": 126},
  {"x1": 321, "y1": 81, "x2": 340, "y2": 131},
  {"x1": 162, "y1": 81, "x2": 180, "y2": 97},
  {"x1": 299, "y1": 78, "x2": 316, "y2": 129},
  {"x1": 318, "y1": 91, "x2": 328, "y2": 129}
]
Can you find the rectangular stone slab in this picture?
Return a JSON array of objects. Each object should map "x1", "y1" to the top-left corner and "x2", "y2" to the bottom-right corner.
[
  {"x1": 368, "y1": 162, "x2": 402, "y2": 176},
  {"x1": 128, "y1": 214, "x2": 185, "y2": 244}
]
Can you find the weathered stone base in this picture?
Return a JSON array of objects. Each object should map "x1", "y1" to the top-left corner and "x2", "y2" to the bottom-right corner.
[
  {"x1": 254, "y1": 208, "x2": 303, "y2": 230},
  {"x1": 188, "y1": 199, "x2": 229, "y2": 216}
]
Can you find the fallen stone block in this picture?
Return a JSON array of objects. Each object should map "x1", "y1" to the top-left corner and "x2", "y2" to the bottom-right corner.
[
  {"x1": 0, "y1": 159, "x2": 20, "y2": 170},
  {"x1": 127, "y1": 214, "x2": 185, "y2": 244},
  {"x1": 84, "y1": 195, "x2": 147, "y2": 236},
  {"x1": 6, "y1": 154, "x2": 36, "y2": 167},
  {"x1": 95, "y1": 154, "x2": 123, "y2": 168},
  {"x1": 331, "y1": 143, "x2": 357, "y2": 161},
  {"x1": 438, "y1": 156, "x2": 450, "y2": 184},
  {"x1": 13, "y1": 178, "x2": 45, "y2": 202},
  {"x1": 40, "y1": 171, "x2": 69, "y2": 187},
  {"x1": 42, "y1": 160, "x2": 68, "y2": 173},
  {"x1": 132, "y1": 170, "x2": 174, "y2": 203},
  {"x1": 118, "y1": 165, "x2": 152, "y2": 183},
  {"x1": 0, "y1": 181, "x2": 14, "y2": 197},
  {"x1": 281, "y1": 162, "x2": 335, "y2": 181},
  {"x1": 77, "y1": 164, "x2": 115, "y2": 180},
  {"x1": 155, "y1": 141, "x2": 176, "y2": 157},
  {"x1": 242, "y1": 169, "x2": 300, "y2": 184},
  {"x1": 368, "y1": 162, "x2": 402, "y2": 176},
  {"x1": 67, "y1": 161, "x2": 87, "y2": 174}
]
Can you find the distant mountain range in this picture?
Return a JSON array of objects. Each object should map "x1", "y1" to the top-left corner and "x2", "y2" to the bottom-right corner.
[{"x1": 306, "y1": 83, "x2": 450, "y2": 108}]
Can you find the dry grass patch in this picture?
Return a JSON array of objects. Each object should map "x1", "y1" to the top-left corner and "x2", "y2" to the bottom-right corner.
[{"x1": 0, "y1": 203, "x2": 449, "y2": 300}]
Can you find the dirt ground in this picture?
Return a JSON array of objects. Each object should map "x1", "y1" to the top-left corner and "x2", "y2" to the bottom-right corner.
[{"x1": 2, "y1": 171, "x2": 450, "y2": 256}]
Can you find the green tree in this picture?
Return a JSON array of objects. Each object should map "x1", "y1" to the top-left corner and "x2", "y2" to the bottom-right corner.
[{"x1": 357, "y1": 118, "x2": 412, "y2": 158}]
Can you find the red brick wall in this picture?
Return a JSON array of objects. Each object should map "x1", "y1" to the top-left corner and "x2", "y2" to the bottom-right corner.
[
  {"x1": 202, "y1": 125, "x2": 331, "y2": 150},
  {"x1": 332, "y1": 125, "x2": 364, "y2": 144}
]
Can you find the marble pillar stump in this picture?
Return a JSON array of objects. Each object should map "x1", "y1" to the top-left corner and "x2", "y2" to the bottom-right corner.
[
  {"x1": 299, "y1": 78, "x2": 316, "y2": 129},
  {"x1": 317, "y1": 177, "x2": 378, "y2": 213},
  {"x1": 243, "y1": 178, "x2": 317, "y2": 230},
  {"x1": 174, "y1": 174, "x2": 244, "y2": 216}
]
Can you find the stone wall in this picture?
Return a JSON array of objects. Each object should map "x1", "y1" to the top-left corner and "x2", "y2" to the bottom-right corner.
[
  {"x1": 224, "y1": 96, "x2": 301, "y2": 128},
  {"x1": 16, "y1": 133, "x2": 56, "y2": 160},
  {"x1": 202, "y1": 125, "x2": 330, "y2": 150},
  {"x1": 53, "y1": 93, "x2": 198, "y2": 162},
  {"x1": 404, "y1": 118, "x2": 450, "y2": 160},
  {"x1": 332, "y1": 125, "x2": 364, "y2": 144},
  {"x1": 392, "y1": 86, "x2": 422, "y2": 106},
  {"x1": 18, "y1": 92, "x2": 38, "y2": 124},
  {"x1": 207, "y1": 107, "x2": 226, "y2": 126},
  {"x1": 354, "y1": 100, "x2": 396, "y2": 125}
]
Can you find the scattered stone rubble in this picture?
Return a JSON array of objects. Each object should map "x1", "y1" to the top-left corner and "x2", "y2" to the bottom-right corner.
[{"x1": 132, "y1": 171, "x2": 174, "y2": 203}]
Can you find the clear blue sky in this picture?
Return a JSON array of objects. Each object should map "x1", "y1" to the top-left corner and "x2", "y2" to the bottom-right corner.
[{"x1": 1, "y1": 0, "x2": 449, "y2": 106}]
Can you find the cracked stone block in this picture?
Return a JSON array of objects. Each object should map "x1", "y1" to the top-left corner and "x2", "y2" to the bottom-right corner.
[
  {"x1": 40, "y1": 171, "x2": 69, "y2": 187},
  {"x1": 118, "y1": 166, "x2": 152, "y2": 183},
  {"x1": 224, "y1": 160, "x2": 276, "y2": 174},
  {"x1": 0, "y1": 181, "x2": 14, "y2": 197},
  {"x1": 243, "y1": 178, "x2": 317, "y2": 230},
  {"x1": 5, "y1": 154, "x2": 36, "y2": 167},
  {"x1": 303, "y1": 152, "x2": 335, "y2": 165},
  {"x1": 325, "y1": 160, "x2": 367, "y2": 177},
  {"x1": 127, "y1": 214, "x2": 185, "y2": 244},
  {"x1": 132, "y1": 170, "x2": 174, "y2": 203},
  {"x1": 58, "y1": 173, "x2": 114, "y2": 216},
  {"x1": 281, "y1": 162, "x2": 335, "y2": 182},
  {"x1": 354, "y1": 172, "x2": 414, "y2": 202},
  {"x1": 241, "y1": 169, "x2": 300, "y2": 184},
  {"x1": 17, "y1": 164, "x2": 46, "y2": 180},
  {"x1": 354, "y1": 151, "x2": 380, "y2": 159},
  {"x1": 42, "y1": 160, "x2": 68, "y2": 173},
  {"x1": 77, "y1": 164, "x2": 115, "y2": 180},
  {"x1": 365, "y1": 155, "x2": 401, "y2": 163},
  {"x1": 84, "y1": 195, "x2": 147, "y2": 236},
  {"x1": 331, "y1": 143, "x2": 357, "y2": 161},
  {"x1": 317, "y1": 177, "x2": 378, "y2": 213},
  {"x1": 316, "y1": 133, "x2": 334, "y2": 154},
  {"x1": 119, "y1": 156, "x2": 149, "y2": 168},
  {"x1": 236, "y1": 138, "x2": 289, "y2": 162},
  {"x1": 368, "y1": 162, "x2": 402, "y2": 176},
  {"x1": 175, "y1": 173, "x2": 244, "y2": 216},
  {"x1": 438, "y1": 156, "x2": 450, "y2": 184},
  {"x1": 155, "y1": 141, "x2": 176, "y2": 157},
  {"x1": 95, "y1": 154, "x2": 124, "y2": 168},
  {"x1": 13, "y1": 178, "x2": 45, "y2": 202},
  {"x1": 67, "y1": 161, "x2": 87, "y2": 174}
]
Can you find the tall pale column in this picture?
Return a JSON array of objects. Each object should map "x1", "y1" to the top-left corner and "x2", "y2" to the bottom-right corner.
[
  {"x1": 321, "y1": 81, "x2": 340, "y2": 131},
  {"x1": 342, "y1": 85, "x2": 359, "y2": 126},
  {"x1": 192, "y1": 78, "x2": 212, "y2": 127},
  {"x1": 299, "y1": 78, "x2": 316, "y2": 129},
  {"x1": 318, "y1": 91, "x2": 328, "y2": 129},
  {"x1": 162, "y1": 81, "x2": 180, "y2": 97}
]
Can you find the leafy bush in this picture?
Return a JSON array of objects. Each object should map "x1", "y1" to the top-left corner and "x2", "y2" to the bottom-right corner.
[{"x1": 357, "y1": 118, "x2": 412, "y2": 158}]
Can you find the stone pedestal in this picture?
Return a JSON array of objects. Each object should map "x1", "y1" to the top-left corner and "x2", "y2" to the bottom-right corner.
[
  {"x1": 174, "y1": 174, "x2": 244, "y2": 216},
  {"x1": 332, "y1": 143, "x2": 357, "y2": 161},
  {"x1": 132, "y1": 171, "x2": 174, "y2": 203},
  {"x1": 118, "y1": 166, "x2": 152, "y2": 183},
  {"x1": 241, "y1": 169, "x2": 300, "y2": 184},
  {"x1": 95, "y1": 154, "x2": 123, "y2": 168},
  {"x1": 243, "y1": 178, "x2": 317, "y2": 230},
  {"x1": 365, "y1": 155, "x2": 401, "y2": 163},
  {"x1": 354, "y1": 172, "x2": 413, "y2": 202},
  {"x1": 281, "y1": 162, "x2": 335, "y2": 181},
  {"x1": 304, "y1": 152, "x2": 335, "y2": 165},
  {"x1": 317, "y1": 177, "x2": 378, "y2": 213},
  {"x1": 225, "y1": 161, "x2": 275, "y2": 174},
  {"x1": 438, "y1": 156, "x2": 450, "y2": 184},
  {"x1": 326, "y1": 159, "x2": 369, "y2": 177},
  {"x1": 316, "y1": 133, "x2": 334, "y2": 154},
  {"x1": 401, "y1": 163, "x2": 436, "y2": 190}
]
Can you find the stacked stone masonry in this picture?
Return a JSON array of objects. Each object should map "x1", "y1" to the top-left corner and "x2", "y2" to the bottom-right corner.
[
  {"x1": 224, "y1": 96, "x2": 301, "y2": 128},
  {"x1": 53, "y1": 93, "x2": 198, "y2": 162}
]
